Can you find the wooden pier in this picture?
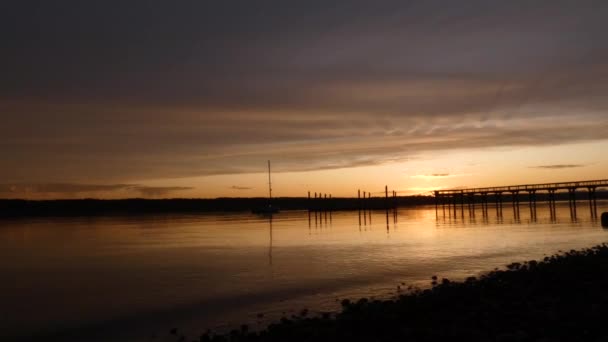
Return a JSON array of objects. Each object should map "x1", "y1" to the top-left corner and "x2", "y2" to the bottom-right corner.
[
  {"x1": 307, "y1": 186, "x2": 398, "y2": 212},
  {"x1": 434, "y1": 179, "x2": 607, "y2": 220},
  {"x1": 307, "y1": 186, "x2": 399, "y2": 231}
]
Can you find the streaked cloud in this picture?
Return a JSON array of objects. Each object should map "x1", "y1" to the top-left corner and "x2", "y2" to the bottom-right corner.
[
  {"x1": 530, "y1": 164, "x2": 586, "y2": 170},
  {"x1": 132, "y1": 186, "x2": 193, "y2": 197},
  {"x1": 410, "y1": 173, "x2": 473, "y2": 179},
  {"x1": 0, "y1": 183, "x2": 192, "y2": 198},
  {"x1": 230, "y1": 186, "x2": 253, "y2": 190}
]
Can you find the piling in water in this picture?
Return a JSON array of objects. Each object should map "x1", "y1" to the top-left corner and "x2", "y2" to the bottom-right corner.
[{"x1": 602, "y1": 212, "x2": 608, "y2": 227}]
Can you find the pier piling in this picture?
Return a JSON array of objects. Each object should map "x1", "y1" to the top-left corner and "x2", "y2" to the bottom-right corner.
[{"x1": 434, "y1": 179, "x2": 606, "y2": 221}]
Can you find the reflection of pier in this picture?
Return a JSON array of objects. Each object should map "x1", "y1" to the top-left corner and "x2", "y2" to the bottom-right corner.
[
  {"x1": 434, "y1": 179, "x2": 605, "y2": 220},
  {"x1": 307, "y1": 186, "x2": 399, "y2": 232}
]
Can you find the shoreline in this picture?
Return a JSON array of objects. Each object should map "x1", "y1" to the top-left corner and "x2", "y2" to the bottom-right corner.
[
  {"x1": 0, "y1": 197, "x2": 434, "y2": 218},
  {"x1": 165, "y1": 243, "x2": 608, "y2": 342},
  {"x1": 2, "y1": 195, "x2": 607, "y2": 218}
]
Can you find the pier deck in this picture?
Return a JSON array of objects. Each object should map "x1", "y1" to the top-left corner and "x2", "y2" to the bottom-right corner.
[{"x1": 433, "y1": 179, "x2": 607, "y2": 220}]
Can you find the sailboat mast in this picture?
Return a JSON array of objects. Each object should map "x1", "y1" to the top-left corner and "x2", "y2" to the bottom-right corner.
[{"x1": 268, "y1": 160, "x2": 272, "y2": 201}]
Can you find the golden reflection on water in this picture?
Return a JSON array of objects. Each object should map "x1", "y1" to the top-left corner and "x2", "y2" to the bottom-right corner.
[{"x1": 0, "y1": 202, "x2": 607, "y2": 341}]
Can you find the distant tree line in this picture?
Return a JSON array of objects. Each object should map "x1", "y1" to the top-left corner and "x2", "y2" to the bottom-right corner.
[{"x1": 0, "y1": 191, "x2": 605, "y2": 217}]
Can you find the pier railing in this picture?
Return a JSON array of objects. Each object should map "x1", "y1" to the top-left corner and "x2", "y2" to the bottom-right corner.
[
  {"x1": 433, "y1": 179, "x2": 606, "y2": 220},
  {"x1": 434, "y1": 179, "x2": 608, "y2": 196}
]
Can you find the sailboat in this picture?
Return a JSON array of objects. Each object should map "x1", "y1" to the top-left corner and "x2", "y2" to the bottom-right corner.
[{"x1": 252, "y1": 160, "x2": 280, "y2": 214}]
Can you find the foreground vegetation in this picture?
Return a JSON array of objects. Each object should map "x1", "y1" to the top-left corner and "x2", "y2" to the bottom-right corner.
[{"x1": 173, "y1": 244, "x2": 608, "y2": 342}]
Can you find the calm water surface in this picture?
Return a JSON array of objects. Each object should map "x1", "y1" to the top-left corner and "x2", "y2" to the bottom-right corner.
[{"x1": 1, "y1": 202, "x2": 607, "y2": 341}]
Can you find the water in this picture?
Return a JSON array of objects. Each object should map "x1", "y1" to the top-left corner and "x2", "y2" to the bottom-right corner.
[{"x1": 1, "y1": 202, "x2": 607, "y2": 341}]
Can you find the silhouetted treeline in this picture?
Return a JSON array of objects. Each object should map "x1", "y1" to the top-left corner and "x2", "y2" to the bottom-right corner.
[
  {"x1": 0, "y1": 196, "x2": 435, "y2": 217},
  {"x1": 173, "y1": 244, "x2": 608, "y2": 342},
  {"x1": 1, "y1": 191, "x2": 606, "y2": 217}
]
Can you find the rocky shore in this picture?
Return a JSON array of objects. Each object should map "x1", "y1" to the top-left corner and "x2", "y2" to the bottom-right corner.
[{"x1": 169, "y1": 243, "x2": 608, "y2": 342}]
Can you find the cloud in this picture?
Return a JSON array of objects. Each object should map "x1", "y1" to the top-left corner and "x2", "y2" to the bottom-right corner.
[
  {"x1": 230, "y1": 186, "x2": 253, "y2": 190},
  {"x1": 1, "y1": 1, "x2": 608, "y2": 185},
  {"x1": 3, "y1": 1, "x2": 608, "y2": 107},
  {"x1": 530, "y1": 164, "x2": 586, "y2": 170},
  {"x1": 132, "y1": 186, "x2": 193, "y2": 197},
  {"x1": 411, "y1": 174, "x2": 450, "y2": 179},
  {"x1": 2, "y1": 109, "x2": 607, "y2": 184},
  {"x1": 0, "y1": 183, "x2": 130, "y2": 193},
  {"x1": 410, "y1": 173, "x2": 473, "y2": 179},
  {"x1": 0, "y1": 183, "x2": 193, "y2": 199}
]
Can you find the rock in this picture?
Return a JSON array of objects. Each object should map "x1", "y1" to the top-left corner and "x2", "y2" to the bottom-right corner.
[
  {"x1": 602, "y1": 212, "x2": 608, "y2": 227},
  {"x1": 495, "y1": 330, "x2": 529, "y2": 342}
]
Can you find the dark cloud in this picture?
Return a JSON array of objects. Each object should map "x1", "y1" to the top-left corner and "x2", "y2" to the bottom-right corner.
[
  {"x1": 530, "y1": 164, "x2": 587, "y2": 170},
  {"x1": 3, "y1": 0, "x2": 608, "y2": 107},
  {"x1": 431, "y1": 174, "x2": 450, "y2": 177}
]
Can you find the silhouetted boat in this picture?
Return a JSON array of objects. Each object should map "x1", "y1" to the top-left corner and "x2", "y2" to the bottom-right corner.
[
  {"x1": 252, "y1": 204, "x2": 279, "y2": 215},
  {"x1": 252, "y1": 160, "x2": 280, "y2": 214}
]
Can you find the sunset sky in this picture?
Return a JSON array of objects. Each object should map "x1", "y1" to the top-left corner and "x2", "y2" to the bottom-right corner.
[{"x1": 2, "y1": 1, "x2": 608, "y2": 199}]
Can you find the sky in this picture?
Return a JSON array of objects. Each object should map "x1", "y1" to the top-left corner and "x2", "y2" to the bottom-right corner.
[{"x1": 1, "y1": 1, "x2": 608, "y2": 199}]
